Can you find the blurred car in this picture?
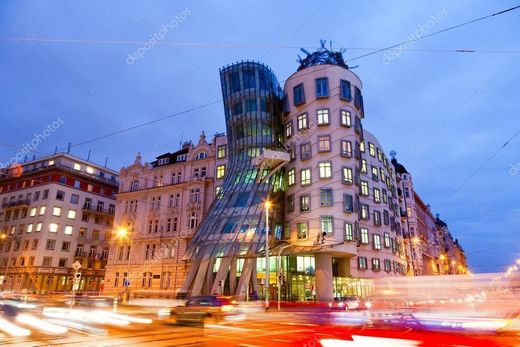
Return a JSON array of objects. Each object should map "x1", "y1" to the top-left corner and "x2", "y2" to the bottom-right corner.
[
  {"x1": 170, "y1": 295, "x2": 235, "y2": 325},
  {"x1": 0, "y1": 297, "x2": 38, "y2": 317},
  {"x1": 329, "y1": 296, "x2": 360, "y2": 310}
]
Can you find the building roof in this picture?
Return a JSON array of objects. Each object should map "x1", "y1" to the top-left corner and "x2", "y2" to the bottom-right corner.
[
  {"x1": 297, "y1": 40, "x2": 349, "y2": 71},
  {"x1": 391, "y1": 158, "x2": 409, "y2": 174}
]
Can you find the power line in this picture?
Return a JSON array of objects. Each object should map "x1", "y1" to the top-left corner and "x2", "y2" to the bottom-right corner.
[
  {"x1": 1, "y1": 36, "x2": 519, "y2": 55},
  {"x1": 347, "y1": 5, "x2": 520, "y2": 62}
]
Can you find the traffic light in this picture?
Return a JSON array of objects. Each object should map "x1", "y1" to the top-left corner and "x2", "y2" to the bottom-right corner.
[{"x1": 74, "y1": 272, "x2": 82, "y2": 281}]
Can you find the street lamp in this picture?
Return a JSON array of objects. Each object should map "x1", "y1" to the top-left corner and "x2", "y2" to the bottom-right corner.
[
  {"x1": 264, "y1": 200, "x2": 271, "y2": 309},
  {"x1": 116, "y1": 227, "x2": 132, "y2": 303}
]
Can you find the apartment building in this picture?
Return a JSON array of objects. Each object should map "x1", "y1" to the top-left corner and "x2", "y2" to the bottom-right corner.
[
  {"x1": 0, "y1": 153, "x2": 118, "y2": 293},
  {"x1": 103, "y1": 132, "x2": 227, "y2": 298}
]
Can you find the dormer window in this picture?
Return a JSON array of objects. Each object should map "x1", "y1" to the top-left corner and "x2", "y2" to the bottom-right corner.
[
  {"x1": 177, "y1": 154, "x2": 187, "y2": 162},
  {"x1": 196, "y1": 152, "x2": 208, "y2": 160},
  {"x1": 158, "y1": 158, "x2": 169, "y2": 166}
]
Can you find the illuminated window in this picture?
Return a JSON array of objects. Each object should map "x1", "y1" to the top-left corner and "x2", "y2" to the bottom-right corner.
[
  {"x1": 216, "y1": 165, "x2": 225, "y2": 179},
  {"x1": 73, "y1": 163, "x2": 81, "y2": 170},
  {"x1": 373, "y1": 188, "x2": 381, "y2": 203},
  {"x1": 300, "y1": 168, "x2": 311, "y2": 186},
  {"x1": 35, "y1": 223, "x2": 42, "y2": 232},
  {"x1": 361, "y1": 160, "x2": 367, "y2": 173},
  {"x1": 297, "y1": 113, "x2": 308, "y2": 130},
  {"x1": 344, "y1": 223, "x2": 354, "y2": 241},
  {"x1": 49, "y1": 223, "x2": 59, "y2": 233},
  {"x1": 286, "y1": 121, "x2": 293, "y2": 138},
  {"x1": 52, "y1": 207, "x2": 61, "y2": 217},
  {"x1": 215, "y1": 186, "x2": 223, "y2": 199},
  {"x1": 30, "y1": 208, "x2": 36, "y2": 217},
  {"x1": 369, "y1": 143, "x2": 376, "y2": 157},
  {"x1": 300, "y1": 195, "x2": 310, "y2": 212},
  {"x1": 64, "y1": 226, "x2": 73, "y2": 235},
  {"x1": 360, "y1": 181, "x2": 369, "y2": 196},
  {"x1": 373, "y1": 234, "x2": 382, "y2": 250},
  {"x1": 359, "y1": 141, "x2": 365, "y2": 152},
  {"x1": 287, "y1": 169, "x2": 295, "y2": 186},
  {"x1": 319, "y1": 162, "x2": 332, "y2": 179},
  {"x1": 361, "y1": 204, "x2": 370, "y2": 220},
  {"x1": 342, "y1": 167, "x2": 353, "y2": 185},
  {"x1": 39, "y1": 206, "x2": 46, "y2": 215},
  {"x1": 317, "y1": 109, "x2": 329, "y2": 125},
  {"x1": 372, "y1": 258, "x2": 381, "y2": 271},
  {"x1": 340, "y1": 140, "x2": 352, "y2": 157},
  {"x1": 340, "y1": 109, "x2": 351, "y2": 127},
  {"x1": 297, "y1": 222, "x2": 308, "y2": 239},
  {"x1": 26, "y1": 224, "x2": 33, "y2": 233},
  {"x1": 360, "y1": 228, "x2": 369, "y2": 244},
  {"x1": 320, "y1": 216, "x2": 333, "y2": 235},
  {"x1": 318, "y1": 136, "x2": 331, "y2": 152},
  {"x1": 217, "y1": 145, "x2": 227, "y2": 159},
  {"x1": 371, "y1": 166, "x2": 379, "y2": 181},
  {"x1": 86, "y1": 166, "x2": 94, "y2": 174}
]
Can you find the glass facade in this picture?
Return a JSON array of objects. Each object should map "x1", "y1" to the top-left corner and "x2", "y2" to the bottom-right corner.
[{"x1": 185, "y1": 61, "x2": 284, "y2": 261}]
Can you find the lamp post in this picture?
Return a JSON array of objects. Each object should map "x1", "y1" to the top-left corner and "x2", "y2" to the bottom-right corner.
[
  {"x1": 264, "y1": 200, "x2": 271, "y2": 309},
  {"x1": 116, "y1": 228, "x2": 132, "y2": 303}
]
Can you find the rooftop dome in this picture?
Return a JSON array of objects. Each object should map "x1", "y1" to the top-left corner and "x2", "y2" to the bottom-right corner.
[{"x1": 297, "y1": 40, "x2": 348, "y2": 71}]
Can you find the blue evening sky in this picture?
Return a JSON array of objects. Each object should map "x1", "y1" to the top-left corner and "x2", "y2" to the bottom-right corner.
[{"x1": 1, "y1": 1, "x2": 519, "y2": 273}]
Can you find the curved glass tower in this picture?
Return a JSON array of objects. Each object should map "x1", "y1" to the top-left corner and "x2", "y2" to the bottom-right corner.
[{"x1": 182, "y1": 61, "x2": 284, "y2": 298}]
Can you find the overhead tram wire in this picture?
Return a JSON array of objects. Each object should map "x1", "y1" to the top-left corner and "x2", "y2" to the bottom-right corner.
[
  {"x1": 347, "y1": 5, "x2": 520, "y2": 62},
  {"x1": 7, "y1": 5, "x2": 519, "y2": 160}
]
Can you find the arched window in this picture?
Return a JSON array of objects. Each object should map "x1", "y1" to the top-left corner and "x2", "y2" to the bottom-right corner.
[
  {"x1": 196, "y1": 152, "x2": 208, "y2": 160},
  {"x1": 130, "y1": 180, "x2": 139, "y2": 192}
]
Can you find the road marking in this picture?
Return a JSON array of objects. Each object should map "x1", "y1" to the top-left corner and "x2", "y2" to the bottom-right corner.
[{"x1": 272, "y1": 339, "x2": 294, "y2": 343}]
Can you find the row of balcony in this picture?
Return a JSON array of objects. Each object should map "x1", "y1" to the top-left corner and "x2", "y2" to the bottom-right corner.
[
  {"x1": 82, "y1": 204, "x2": 115, "y2": 216},
  {"x1": 1, "y1": 199, "x2": 31, "y2": 209}
]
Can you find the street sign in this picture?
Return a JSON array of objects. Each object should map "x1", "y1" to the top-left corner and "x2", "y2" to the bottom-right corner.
[{"x1": 72, "y1": 261, "x2": 82, "y2": 272}]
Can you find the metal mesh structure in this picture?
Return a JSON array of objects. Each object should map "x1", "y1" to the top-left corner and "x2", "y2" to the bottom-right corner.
[{"x1": 184, "y1": 61, "x2": 284, "y2": 262}]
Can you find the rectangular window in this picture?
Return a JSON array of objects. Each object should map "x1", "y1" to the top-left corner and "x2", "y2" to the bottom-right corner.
[
  {"x1": 26, "y1": 224, "x2": 33, "y2": 233},
  {"x1": 61, "y1": 241, "x2": 70, "y2": 252},
  {"x1": 343, "y1": 194, "x2": 354, "y2": 213},
  {"x1": 384, "y1": 259, "x2": 392, "y2": 272},
  {"x1": 340, "y1": 140, "x2": 352, "y2": 157},
  {"x1": 39, "y1": 206, "x2": 46, "y2": 215},
  {"x1": 373, "y1": 188, "x2": 381, "y2": 203},
  {"x1": 318, "y1": 161, "x2": 332, "y2": 179},
  {"x1": 56, "y1": 190, "x2": 65, "y2": 201},
  {"x1": 372, "y1": 258, "x2": 381, "y2": 271},
  {"x1": 344, "y1": 223, "x2": 354, "y2": 241},
  {"x1": 315, "y1": 77, "x2": 329, "y2": 98},
  {"x1": 360, "y1": 228, "x2": 369, "y2": 244},
  {"x1": 319, "y1": 188, "x2": 333, "y2": 206},
  {"x1": 216, "y1": 165, "x2": 225, "y2": 179},
  {"x1": 285, "y1": 121, "x2": 293, "y2": 138},
  {"x1": 360, "y1": 181, "x2": 369, "y2": 196},
  {"x1": 340, "y1": 110, "x2": 351, "y2": 128},
  {"x1": 64, "y1": 225, "x2": 73, "y2": 235},
  {"x1": 358, "y1": 257, "x2": 367, "y2": 270},
  {"x1": 297, "y1": 222, "x2": 308, "y2": 239},
  {"x1": 340, "y1": 79, "x2": 351, "y2": 100},
  {"x1": 373, "y1": 234, "x2": 382, "y2": 250},
  {"x1": 374, "y1": 210, "x2": 382, "y2": 226},
  {"x1": 318, "y1": 136, "x2": 331, "y2": 152},
  {"x1": 300, "y1": 168, "x2": 311, "y2": 186},
  {"x1": 384, "y1": 232, "x2": 391, "y2": 248},
  {"x1": 46, "y1": 239, "x2": 55, "y2": 250},
  {"x1": 371, "y1": 166, "x2": 379, "y2": 181},
  {"x1": 320, "y1": 216, "x2": 333, "y2": 235},
  {"x1": 317, "y1": 109, "x2": 329, "y2": 125},
  {"x1": 293, "y1": 83, "x2": 305, "y2": 106},
  {"x1": 42, "y1": 257, "x2": 52, "y2": 267},
  {"x1": 297, "y1": 113, "x2": 308, "y2": 130},
  {"x1": 287, "y1": 169, "x2": 295, "y2": 186},
  {"x1": 52, "y1": 207, "x2": 61, "y2": 217},
  {"x1": 369, "y1": 143, "x2": 376, "y2": 157},
  {"x1": 342, "y1": 167, "x2": 353, "y2": 185},
  {"x1": 300, "y1": 195, "x2": 310, "y2": 212},
  {"x1": 49, "y1": 223, "x2": 59, "y2": 233},
  {"x1": 361, "y1": 204, "x2": 370, "y2": 220},
  {"x1": 361, "y1": 159, "x2": 367, "y2": 173},
  {"x1": 217, "y1": 145, "x2": 227, "y2": 159},
  {"x1": 287, "y1": 195, "x2": 295, "y2": 212},
  {"x1": 300, "y1": 142, "x2": 312, "y2": 160}
]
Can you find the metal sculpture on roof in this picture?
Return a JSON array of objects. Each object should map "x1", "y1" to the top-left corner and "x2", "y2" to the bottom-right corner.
[{"x1": 297, "y1": 40, "x2": 348, "y2": 71}]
